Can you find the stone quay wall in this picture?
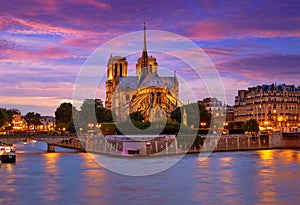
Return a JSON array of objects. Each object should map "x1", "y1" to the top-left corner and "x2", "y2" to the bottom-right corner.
[
  {"x1": 56, "y1": 133, "x2": 300, "y2": 155},
  {"x1": 55, "y1": 139, "x2": 84, "y2": 151}
]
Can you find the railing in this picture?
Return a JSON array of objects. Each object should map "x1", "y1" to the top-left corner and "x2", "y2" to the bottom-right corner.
[{"x1": 0, "y1": 133, "x2": 77, "y2": 138}]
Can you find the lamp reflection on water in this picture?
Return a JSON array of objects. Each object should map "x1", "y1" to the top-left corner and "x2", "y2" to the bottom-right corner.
[
  {"x1": 43, "y1": 153, "x2": 60, "y2": 203},
  {"x1": 81, "y1": 153, "x2": 107, "y2": 205},
  {"x1": 257, "y1": 150, "x2": 276, "y2": 204}
]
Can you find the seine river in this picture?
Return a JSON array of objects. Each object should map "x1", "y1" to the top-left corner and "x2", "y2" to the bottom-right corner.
[{"x1": 1, "y1": 142, "x2": 300, "y2": 205}]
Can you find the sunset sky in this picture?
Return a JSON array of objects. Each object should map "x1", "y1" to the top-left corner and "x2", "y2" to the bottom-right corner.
[{"x1": 1, "y1": 0, "x2": 300, "y2": 116}]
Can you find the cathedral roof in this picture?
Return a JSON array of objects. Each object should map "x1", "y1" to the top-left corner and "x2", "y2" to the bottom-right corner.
[
  {"x1": 118, "y1": 74, "x2": 177, "y2": 91},
  {"x1": 160, "y1": 77, "x2": 177, "y2": 89},
  {"x1": 119, "y1": 76, "x2": 138, "y2": 89},
  {"x1": 139, "y1": 73, "x2": 166, "y2": 88}
]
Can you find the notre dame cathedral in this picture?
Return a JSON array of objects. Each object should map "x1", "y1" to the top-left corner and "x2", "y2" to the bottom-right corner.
[{"x1": 105, "y1": 23, "x2": 182, "y2": 121}]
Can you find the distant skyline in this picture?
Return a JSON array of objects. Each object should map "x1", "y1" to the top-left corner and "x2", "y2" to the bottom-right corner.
[{"x1": 1, "y1": 0, "x2": 300, "y2": 116}]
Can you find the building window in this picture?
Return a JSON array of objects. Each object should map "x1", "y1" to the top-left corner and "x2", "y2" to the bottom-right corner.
[
  {"x1": 156, "y1": 92, "x2": 161, "y2": 104},
  {"x1": 120, "y1": 63, "x2": 123, "y2": 77}
]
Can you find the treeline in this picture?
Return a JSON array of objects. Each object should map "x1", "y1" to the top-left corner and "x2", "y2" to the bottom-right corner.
[
  {"x1": 55, "y1": 99, "x2": 113, "y2": 133},
  {"x1": 0, "y1": 108, "x2": 14, "y2": 129},
  {"x1": 1, "y1": 99, "x2": 260, "y2": 135}
]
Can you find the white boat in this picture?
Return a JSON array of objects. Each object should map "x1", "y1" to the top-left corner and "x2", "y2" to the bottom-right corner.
[{"x1": 0, "y1": 144, "x2": 16, "y2": 163}]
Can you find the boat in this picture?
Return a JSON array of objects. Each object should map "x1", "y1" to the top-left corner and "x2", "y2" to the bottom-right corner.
[{"x1": 0, "y1": 144, "x2": 16, "y2": 163}]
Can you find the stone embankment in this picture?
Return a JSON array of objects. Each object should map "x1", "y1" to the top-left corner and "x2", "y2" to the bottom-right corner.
[{"x1": 56, "y1": 132, "x2": 300, "y2": 155}]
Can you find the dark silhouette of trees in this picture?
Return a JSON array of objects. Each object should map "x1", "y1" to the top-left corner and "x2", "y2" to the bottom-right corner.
[
  {"x1": 129, "y1": 110, "x2": 145, "y2": 122},
  {"x1": 24, "y1": 112, "x2": 41, "y2": 131},
  {"x1": 55, "y1": 102, "x2": 78, "y2": 133},
  {"x1": 0, "y1": 108, "x2": 13, "y2": 129},
  {"x1": 243, "y1": 118, "x2": 259, "y2": 136},
  {"x1": 171, "y1": 102, "x2": 211, "y2": 128}
]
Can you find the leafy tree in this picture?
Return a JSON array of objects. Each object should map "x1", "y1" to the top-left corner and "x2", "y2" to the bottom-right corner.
[
  {"x1": 170, "y1": 103, "x2": 211, "y2": 128},
  {"x1": 24, "y1": 112, "x2": 41, "y2": 131},
  {"x1": 55, "y1": 102, "x2": 78, "y2": 133},
  {"x1": 79, "y1": 99, "x2": 98, "y2": 125},
  {"x1": 129, "y1": 110, "x2": 145, "y2": 122},
  {"x1": 79, "y1": 99, "x2": 113, "y2": 124},
  {"x1": 170, "y1": 107, "x2": 181, "y2": 122},
  {"x1": 243, "y1": 119, "x2": 259, "y2": 135},
  {"x1": 55, "y1": 102, "x2": 77, "y2": 124},
  {"x1": 96, "y1": 106, "x2": 114, "y2": 123},
  {"x1": 0, "y1": 108, "x2": 13, "y2": 128},
  {"x1": 228, "y1": 121, "x2": 244, "y2": 129}
]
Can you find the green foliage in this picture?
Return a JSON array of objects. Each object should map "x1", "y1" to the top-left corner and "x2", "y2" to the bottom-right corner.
[
  {"x1": 243, "y1": 119, "x2": 259, "y2": 134},
  {"x1": 96, "y1": 108, "x2": 113, "y2": 123},
  {"x1": 78, "y1": 99, "x2": 113, "y2": 126},
  {"x1": 170, "y1": 107, "x2": 181, "y2": 122},
  {"x1": 78, "y1": 99, "x2": 97, "y2": 124},
  {"x1": 24, "y1": 112, "x2": 41, "y2": 130},
  {"x1": 161, "y1": 122, "x2": 180, "y2": 134},
  {"x1": 55, "y1": 102, "x2": 77, "y2": 124},
  {"x1": 170, "y1": 102, "x2": 211, "y2": 128},
  {"x1": 55, "y1": 102, "x2": 78, "y2": 133},
  {"x1": 115, "y1": 121, "x2": 197, "y2": 135},
  {"x1": 0, "y1": 108, "x2": 13, "y2": 128},
  {"x1": 228, "y1": 121, "x2": 245, "y2": 129},
  {"x1": 129, "y1": 110, "x2": 145, "y2": 122},
  {"x1": 192, "y1": 135, "x2": 205, "y2": 149},
  {"x1": 100, "y1": 122, "x2": 117, "y2": 134}
]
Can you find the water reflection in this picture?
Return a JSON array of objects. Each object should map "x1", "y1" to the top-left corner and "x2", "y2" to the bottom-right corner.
[
  {"x1": 0, "y1": 164, "x2": 16, "y2": 205},
  {"x1": 81, "y1": 154, "x2": 107, "y2": 205},
  {"x1": 43, "y1": 153, "x2": 61, "y2": 203},
  {"x1": 194, "y1": 155, "x2": 238, "y2": 204},
  {"x1": 1, "y1": 148, "x2": 300, "y2": 204},
  {"x1": 256, "y1": 150, "x2": 300, "y2": 204}
]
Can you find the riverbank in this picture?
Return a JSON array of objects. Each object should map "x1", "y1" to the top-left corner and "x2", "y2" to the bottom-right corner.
[{"x1": 55, "y1": 132, "x2": 300, "y2": 156}]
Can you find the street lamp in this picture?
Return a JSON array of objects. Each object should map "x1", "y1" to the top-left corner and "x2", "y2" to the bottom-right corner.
[{"x1": 200, "y1": 122, "x2": 206, "y2": 127}]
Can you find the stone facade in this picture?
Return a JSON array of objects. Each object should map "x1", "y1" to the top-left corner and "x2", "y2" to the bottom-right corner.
[
  {"x1": 105, "y1": 24, "x2": 181, "y2": 121},
  {"x1": 234, "y1": 83, "x2": 300, "y2": 132}
]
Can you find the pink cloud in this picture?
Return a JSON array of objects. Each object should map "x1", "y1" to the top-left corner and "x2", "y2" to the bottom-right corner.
[
  {"x1": 1, "y1": 45, "x2": 79, "y2": 62},
  {"x1": 61, "y1": 35, "x2": 112, "y2": 49},
  {"x1": 189, "y1": 20, "x2": 300, "y2": 40},
  {"x1": 37, "y1": 46, "x2": 74, "y2": 59},
  {"x1": 0, "y1": 96, "x2": 62, "y2": 106},
  {"x1": 0, "y1": 81, "x2": 73, "y2": 92},
  {"x1": 1, "y1": 17, "x2": 96, "y2": 36},
  {"x1": 70, "y1": 0, "x2": 111, "y2": 10}
]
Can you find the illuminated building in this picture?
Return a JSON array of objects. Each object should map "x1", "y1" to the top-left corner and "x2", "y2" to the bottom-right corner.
[
  {"x1": 198, "y1": 97, "x2": 231, "y2": 123},
  {"x1": 234, "y1": 83, "x2": 300, "y2": 132},
  {"x1": 105, "y1": 23, "x2": 181, "y2": 121},
  {"x1": 11, "y1": 109, "x2": 24, "y2": 131}
]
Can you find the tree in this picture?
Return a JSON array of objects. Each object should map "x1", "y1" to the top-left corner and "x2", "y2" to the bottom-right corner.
[
  {"x1": 24, "y1": 112, "x2": 41, "y2": 131},
  {"x1": 79, "y1": 99, "x2": 113, "y2": 124},
  {"x1": 0, "y1": 108, "x2": 13, "y2": 129},
  {"x1": 243, "y1": 119, "x2": 259, "y2": 136},
  {"x1": 170, "y1": 107, "x2": 181, "y2": 122},
  {"x1": 55, "y1": 102, "x2": 78, "y2": 133},
  {"x1": 79, "y1": 99, "x2": 98, "y2": 125},
  {"x1": 129, "y1": 110, "x2": 145, "y2": 122},
  {"x1": 170, "y1": 103, "x2": 211, "y2": 128}
]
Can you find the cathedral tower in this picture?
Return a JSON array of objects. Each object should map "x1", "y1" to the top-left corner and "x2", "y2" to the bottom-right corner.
[{"x1": 105, "y1": 55, "x2": 128, "y2": 109}]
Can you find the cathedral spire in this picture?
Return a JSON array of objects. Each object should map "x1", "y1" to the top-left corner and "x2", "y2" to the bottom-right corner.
[
  {"x1": 143, "y1": 22, "x2": 147, "y2": 51},
  {"x1": 141, "y1": 22, "x2": 148, "y2": 69}
]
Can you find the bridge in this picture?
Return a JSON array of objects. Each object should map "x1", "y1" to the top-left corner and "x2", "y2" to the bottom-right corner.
[{"x1": 0, "y1": 133, "x2": 77, "y2": 152}]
